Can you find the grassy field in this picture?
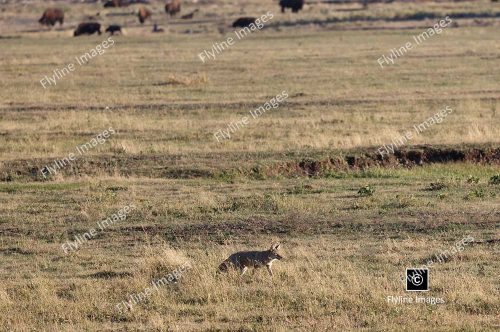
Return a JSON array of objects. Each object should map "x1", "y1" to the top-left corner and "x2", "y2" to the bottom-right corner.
[{"x1": 0, "y1": 0, "x2": 499, "y2": 331}]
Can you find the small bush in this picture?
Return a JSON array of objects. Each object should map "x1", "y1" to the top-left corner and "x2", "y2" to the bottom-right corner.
[
  {"x1": 466, "y1": 175, "x2": 479, "y2": 184},
  {"x1": 488, "y1": 175, "x2": 500, "y2": 185},
  {"x1": 464, "y1": 189, "x2": 486, "y2": 200},
  {"x1": 358, "y1": 186, "x2": 375, "y2": 197},
  {"x1": 426, "y1": 182, "x2": 447, "y2": 191}
]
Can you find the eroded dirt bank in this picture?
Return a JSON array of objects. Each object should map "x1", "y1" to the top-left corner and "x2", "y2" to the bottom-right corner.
[{"x1": 1, "y1": 145, "x2": 498, "y2": 182}]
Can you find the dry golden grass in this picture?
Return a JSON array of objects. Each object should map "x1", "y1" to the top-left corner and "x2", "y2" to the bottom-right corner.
[
  {"x1": 0, "y1": 233, "x2": 498, "y2": 331},
  {"x1": 0, "y1": 0, "x2": 499, "y2": 331},
  {"x1": 0, "y1": 25, "x2": 499, "y2": 159},
  {"x1": 0, "y1": 171, "x2": 498, "y2": 330}
]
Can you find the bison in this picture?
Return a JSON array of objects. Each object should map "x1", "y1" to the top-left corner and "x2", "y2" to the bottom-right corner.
[
  {"x1": 138, "y1": 7, "x2": 152, "y2": 24},
  {"x1": 39, "y1": 8, "x2": 64, "y2": 26},
  {"x1": 232, "y1": 17, "x2": 257, "y2": 28},
  {"x1": 165, "y1": 0, "x2": 181, "y2": 17},
  {"x1": 105, "y1": 25, "x2": 122, "y2": 35},
  {"x1": 74, "y1": 22, "x2": 102, "y2": 36},
  {"x1": 279, "y1": 0, "x2": 304, "y2": 13},
  {"x1": 103, "y1": 0, "x2": 124, "y2": 7},
  {"x1": 105, "y1": 0, "x2": 150, "y2": 5}
]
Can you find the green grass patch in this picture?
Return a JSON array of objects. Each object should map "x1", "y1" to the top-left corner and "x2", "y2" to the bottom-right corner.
[{"x1": 0, "y1": 182, "x2": 84, "y2": 193}]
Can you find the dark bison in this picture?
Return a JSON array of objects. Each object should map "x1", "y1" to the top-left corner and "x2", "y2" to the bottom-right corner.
[
  {"x1": 39, "y1": 8, "x2": 64, "y2": 26},
  {"x1": 279, "y1": 0, "x2": 304, "y2": 13},
  {"x1": 181, "y1": 9, "x2": 198, "y2": 20},
  {"x1": 165, "y1": 0, "x2": 181, "y2": 17},
  {"x1": 138, "y1": 7, "x2": 152, "y2": 24},
  {"x1": 232, "y1": 17, "x2": 256, "y2": 28},
  {"x1": 74, "y1": 22, "x2": 102, "y2": 36},
  {"x1": 105, "y1": 0, "x2": 149, "y2": 5},
  {"x1": 105, "y1": 25, "x2": 122, "y2": 35},
  {"x1": 103, "y1": 0, "x2": 124, "y2": 7}
]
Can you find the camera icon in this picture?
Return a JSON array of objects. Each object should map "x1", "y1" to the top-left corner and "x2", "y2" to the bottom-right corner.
[{"x1": 406, "y1": 268, "x2": 429, "y2": 291}]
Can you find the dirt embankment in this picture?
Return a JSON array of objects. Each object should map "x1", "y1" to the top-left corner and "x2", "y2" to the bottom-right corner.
[
  {"x1": 0, "y1": 145, "x2": 498, "y2": 182},
  {"x1": 264, "y1": 146, "x2": 500, "y2": 177}
]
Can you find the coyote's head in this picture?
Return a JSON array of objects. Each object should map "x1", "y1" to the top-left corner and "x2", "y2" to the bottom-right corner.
[{"x1": 268, "y1": 242, "x2": 284, "y2": 261}]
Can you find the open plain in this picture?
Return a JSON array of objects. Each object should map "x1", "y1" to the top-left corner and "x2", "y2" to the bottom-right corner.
[{"x1": 0, "y1": 0, "x2": 499, "y2": 331}]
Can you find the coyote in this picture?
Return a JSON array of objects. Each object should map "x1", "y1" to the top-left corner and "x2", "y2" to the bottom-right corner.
[{"x1": 218, "y1": 242, "x2": 284, "y2": 276}]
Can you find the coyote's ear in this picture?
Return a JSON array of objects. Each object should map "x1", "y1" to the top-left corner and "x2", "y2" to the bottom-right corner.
[{"x1": 271, "y1": 242, "x2": 281, "y2": 250}]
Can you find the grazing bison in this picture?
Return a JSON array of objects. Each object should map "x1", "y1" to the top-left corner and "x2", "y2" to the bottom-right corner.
[
  {"x1": 104, "y1": 0, "x2": 148, "y2": 7},
  {"x1": 165, "y1": 0, "x2": 181, "y2": 17},
  {"x1": 74, "y1": 22, "x2": 102, "y2": 36},
  {"x1": 103, "y1": 0, "x2": 123, "y2": 7},
  {"x1": 105, "y1": 25, "x2": 122, "y2": 35},
  {"x1": 138, "y1": 7, "x2": 152, "y2": 24},
  {"x1": 181, "y1": 9, "x2": 198, "y2": 20},
  {"x1": 232, "y1": 17, "x2": 257, "y2": 28},
  {"x1": 279, "y1": 0, "x2": 304, "y2": 13},
  {"x1": 39, "y1": 8, "x2": 64, "y2": 26}
]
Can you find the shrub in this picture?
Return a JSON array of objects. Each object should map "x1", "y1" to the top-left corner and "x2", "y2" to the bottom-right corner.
[
  {"x1": 466, "y1": 175, "x2": 479, "y2": 184},
  {"x1": 426, "y1": 182, "x2": 447, "y2": 191},
  {"x1": 488, "y1": 175, "x2": 500, "y2": 185},
  {"x1": 358, "y1": 186, "x2": 375, "y2": 197},
  {"x1": 464, "y1": 189, "x2": 485, "y2": 200}
]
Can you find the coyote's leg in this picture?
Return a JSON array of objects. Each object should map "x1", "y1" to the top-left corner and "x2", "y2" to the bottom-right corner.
[
  {"x1": 240, "y1": 266, "x2": 248, "y2": 276},
  {"x1": 266, "y1": 265, "x2": 273, "y2": 277}
]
